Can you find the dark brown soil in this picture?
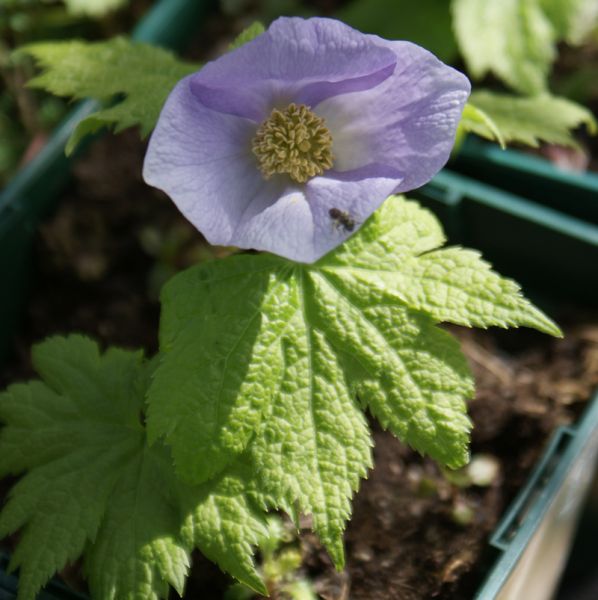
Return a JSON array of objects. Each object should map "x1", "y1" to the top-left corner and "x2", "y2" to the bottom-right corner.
[
  {"x1": 1, "y1": 131, "x2": 597, "y2": 600},
  {"x1": 0, "y1": 132, "x2": 191, "y2": 387}
]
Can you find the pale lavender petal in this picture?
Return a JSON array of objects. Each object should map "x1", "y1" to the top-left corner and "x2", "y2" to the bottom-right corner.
[
  {"x1": 316, "y1": 40, "x2": 470, "y2": 191},
  {"x1": 305, "y1": 174, "x2": 400, "y2": 261},
  {"x1": 232, "y1": 172, "x2": 400, "y2": 263},
  {"x1": 232, "y1": 187, "x2": 315, "y2": 262},
  {"x1": 189, "y1": 17, "x2": 397, "y2": 121},
  {"x1": 143, "y1": 75, "x2": 266, "y2": 246}
]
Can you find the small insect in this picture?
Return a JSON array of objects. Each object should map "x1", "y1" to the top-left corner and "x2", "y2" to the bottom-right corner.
[{"x1": 329, "y1": 207, "x2": 356, "y2": 232}]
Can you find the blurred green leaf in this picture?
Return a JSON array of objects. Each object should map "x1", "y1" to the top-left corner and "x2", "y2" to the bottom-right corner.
[
  {"x1": 337, "y1": 0, "x2": 457, "y2": 62},
  {"x1": 466, "y1": 90, "x2": 597, "y2": 148},
  {"x1": 459, "y1": 101, "x2": 506, "y2": 148},
  {"x1": 540, "y1": 0, "x2": 598, "y2": 44},
  {"x1": 228, "y1": 21, "x2": 265, "y2": 50},
  {"x1": 452, "y1": 0, "x2": 555, "y2": 95},
  {"x1": 63, "y1": 0, "x2": 128, "y2": 17},
  {"x1": 17, "y1": 37, "x2": 198, "y2": 153}
]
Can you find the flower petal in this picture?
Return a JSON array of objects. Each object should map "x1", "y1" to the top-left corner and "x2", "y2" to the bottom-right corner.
[
  {"x1": 306, "y1": 173, "x2": 401, "y2": 261},
  {"x1": 316, "y1": 40, "x2": 470, "y2": 190},
  {"x1": 189, "y1": 17, "x2": 397, "y2": 121},
  {"x1": 232, "y1": 172, "x2": 400, "y2": 263},
  {"x1": 232, "y1": 187, "x2": 315, "y2": 261},
  {"x1": 143, "y1": 75, "x2": 266, "y2": 246}
]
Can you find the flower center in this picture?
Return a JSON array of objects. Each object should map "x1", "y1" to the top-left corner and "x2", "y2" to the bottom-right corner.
[{"x1": 251, "y1": 103, "x2": 334, "y2": 183}]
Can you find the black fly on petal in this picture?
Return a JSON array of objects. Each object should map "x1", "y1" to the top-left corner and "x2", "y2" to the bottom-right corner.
[{"x1": 329, "y1": 208, "x2": 357, "y2": 232}]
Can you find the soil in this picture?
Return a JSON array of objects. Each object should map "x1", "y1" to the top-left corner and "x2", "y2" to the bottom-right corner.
[{"x1": 0, "y1": 128, "x2": 597, "y2": 599}]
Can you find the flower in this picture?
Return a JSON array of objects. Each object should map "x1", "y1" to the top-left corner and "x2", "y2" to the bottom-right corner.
[{"x1": 143, "y1": 18, "x2": 470, "y2": 263}]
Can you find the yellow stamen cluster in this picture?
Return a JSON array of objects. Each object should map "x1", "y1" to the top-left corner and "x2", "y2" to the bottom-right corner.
[{"x1": 251, "y1": 103, "x2": 334, "y2": 183}]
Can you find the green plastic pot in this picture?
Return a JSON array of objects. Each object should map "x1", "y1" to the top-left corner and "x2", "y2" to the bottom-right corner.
[
  {"x1": 475, "y1": 390, "x2": 598, "y2": 599},
  {"x1": 453, "y1": 137, "x2": 598, "y2": 225},
  {"x1": 413, "y1": 169, "x2": 598, "y2": 307},
  {"x1": 1, "y1": 0, "x2": 598, "y2": 595}
]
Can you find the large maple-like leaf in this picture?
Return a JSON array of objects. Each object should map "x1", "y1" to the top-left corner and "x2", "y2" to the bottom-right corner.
[
  {"x1": 149, "y1": 196, "x2": 560, "y2": 567},
  {"x1": 0, "y1": 336, "x2": 268, "y2": 600}
]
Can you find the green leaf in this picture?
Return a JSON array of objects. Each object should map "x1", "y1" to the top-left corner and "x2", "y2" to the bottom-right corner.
[
  {"x1": 0, "y1": 336, "x2": 167, "y2": 600},
  {"x1": 63, "y1": 0, "x2": 128, "y2": 17},
  {"x1": 148, "y1": 255, "x2": 299, "y2": 484},
  {"x1": 152, "y1": 196, "x2": 560, "y2": 565},
  {"x1": 84, "y1": 443, "x2": 190, "y2": 600},
  {"x1": 452, "y1": 0, "x2": 556, "y2": 95},
  {"x1": 315, "y1": 199, "x2": 560, "y2": 337},
  {"x1": 228, "y1": 22, "x2": 266, "y2": 50},
  {"x1": 466, "y1": 90, "x2": 597, "y2": 148},
  {"x1": 179, "y1": 458, "x2": 268, "y2": 595},
  {"x1": 336, "y1": 0, "x2": 458, "y2": 62},
  {"x1": 249, "y1": 316, "x2": 373, "y2": 567},
  {"x1": 459, "y1": 102, "x2": 506, "y2": 148},
  {"x1": 0, "y1": 335, "x2": 267, "y2": 599},
  {"x1": 17, "y1": 38, "x2": 198, "y2": 153},
  {"x1": 540, "y1": 0, "x2": 598, "y2": 44}
]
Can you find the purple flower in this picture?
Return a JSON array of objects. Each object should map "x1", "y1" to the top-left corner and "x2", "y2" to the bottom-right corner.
[{"x1": 143, "y1": 17, "x2": 470, "y2": 263}]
